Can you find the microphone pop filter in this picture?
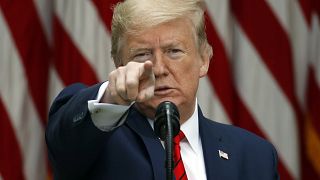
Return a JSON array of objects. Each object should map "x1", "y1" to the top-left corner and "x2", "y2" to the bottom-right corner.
[{"x1": 154, "y1": 101, "x2": 180, "y2": 140}]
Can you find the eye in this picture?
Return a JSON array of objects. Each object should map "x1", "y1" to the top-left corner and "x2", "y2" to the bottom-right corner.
[
  {"x1": 133, "y1": 52, "x2": 152, "y2": 62},
  {"x1": 166, "y1": 48, "x2": 184, "y2": 59},
  {"x1": 167, "y1": 49, "x2": 181, "y2": 54}
]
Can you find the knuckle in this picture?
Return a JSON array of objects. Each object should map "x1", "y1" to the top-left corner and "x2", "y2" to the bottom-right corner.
[
  {"x1": 118, "y1": 66, "x2": 125, "y2": 71},
  {"x1": 108, "y1": 70, "x2": 118, "y2": 80},
  {"x1": 126, "y1": 95, "x2": 136, "y2": 101},
  {"x1": 147, "y1": 91, "x2": 154, "y2": 98},
  {"x1": 144, "y1": 92, "x2": 152, "y2": 100},
  {"x1": 136, "y1": 95, "x2": 144, "y2": 102},
  {"x1": 126, "y1": 79, "x2": 138, "y2": 89},
  {"x1": 126, "y1": 89, "x2": 138, "y2": 99},
  {"x1": 115, "y1": 67, "x2": 126, "y2": 75},
  {"x1": 109, "y1": 91, "x2": 118, "y2": 98},
  {"x1": 127, "y1": 61, "x2": 136, "y2": 66},
  {"x1": 117, "y1": 86, "x2": 126, "y2": 94}
]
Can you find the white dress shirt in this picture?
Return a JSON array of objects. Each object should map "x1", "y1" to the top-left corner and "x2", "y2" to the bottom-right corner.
[{"x1": 88, "y1": 82, "x2": 207, "y2": 180}]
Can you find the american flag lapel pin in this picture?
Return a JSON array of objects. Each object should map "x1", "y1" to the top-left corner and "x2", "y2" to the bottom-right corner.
[{"x1": 218, "y1": 150, "x2": 229, "y2": 160}]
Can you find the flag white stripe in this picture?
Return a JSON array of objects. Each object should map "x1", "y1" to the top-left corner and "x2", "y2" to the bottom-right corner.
[
  {"x1": 2, "y1": 1, "x2": 319, "y2": 179},
  {"x1": 20, "y1": 98, "x2": 47, "y2": 180},
  {"x1": 266, "y1": 0, "x2": 309, "y2": 109},
  {"x1": 193, "y1": 2, "x2": 300, "y2": 177},
  {"x1": 204, "y1": 0, "x2": 233, "y2": 58},
  {"x1": 310, "y1": 15, "x2": 320, "y2": 85},
  {"x1": 48, "y1": 66, "x2": 65, "y2": 107},
  {"x1": 289, "y1": 1, "x2": 310, "y2": 109},
  {"x1": 233, "y1": 23, "x2": 299, "y2": 179},
  {"x1": 32, "y1": 0, "x2": 53, "y2": 44},
  {"x1": 198, "y1": 77, "x2": 231, "y2": 125},
  {"x1": 0, "y1": 10, "x2": 46, "y2": 180},
  {"x1": 55, "y1": 0, "x2": 114, "y2": 82},
  {"x1": 264, "y1": 0, "x2": 291, "y2": 35},
  {"x1": 202, "y1": 0, "x2": 233, "y2": 125}
]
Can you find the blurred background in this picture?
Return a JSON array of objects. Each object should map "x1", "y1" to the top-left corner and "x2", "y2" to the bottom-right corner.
[{"x1": 0, "y1": 0, "x2": 319, "y2": 180}]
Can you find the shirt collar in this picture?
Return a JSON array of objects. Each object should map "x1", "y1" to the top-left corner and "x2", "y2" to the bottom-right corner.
[
  {"x1": 180, "y1": 99, "x2": 200, "y2": 154},
  {"x1": 148, "y1": 99, "x2": 200, "y2": 154}
]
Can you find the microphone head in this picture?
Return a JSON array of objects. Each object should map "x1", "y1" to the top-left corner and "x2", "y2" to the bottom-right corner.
[{"x1": 154, "y1": 101, "x2": 180, "y2": 140}]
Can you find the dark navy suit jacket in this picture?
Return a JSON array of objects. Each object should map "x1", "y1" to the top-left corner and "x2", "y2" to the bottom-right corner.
[{"x1": 46, "y1": 83, "x2": 279, "y2": 180}]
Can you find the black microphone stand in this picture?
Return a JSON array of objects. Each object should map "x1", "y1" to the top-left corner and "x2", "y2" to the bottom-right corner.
[
  {"x1": 164, "y1": 111, "x2": 174, "y2": 180},
  {"x1": 154, "y1": 101, "x2": 180, "y2": 180}
]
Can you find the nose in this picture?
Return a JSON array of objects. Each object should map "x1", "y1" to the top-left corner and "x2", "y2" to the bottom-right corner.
[{"x1": 153, "y1": 50, "x2": 169, "y2": 78}]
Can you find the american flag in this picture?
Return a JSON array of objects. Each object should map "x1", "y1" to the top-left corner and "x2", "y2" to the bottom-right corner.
[{"x1": 0, "y1": 0, "x2": 319, "y2": 179}]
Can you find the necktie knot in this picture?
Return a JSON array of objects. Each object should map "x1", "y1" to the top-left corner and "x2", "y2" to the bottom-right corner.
[{"x1": 174, "y1": 130, "x2": 186, "y2": 144}]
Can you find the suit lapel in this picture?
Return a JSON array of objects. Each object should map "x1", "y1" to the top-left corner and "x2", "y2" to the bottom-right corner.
[
  {"x1": 125, "y1": 106, "x2": 166, "y2": 180},
  {"x1": 125, "y1": 106, "x2": 236, "y2": 179},
  {"x1": 198, "y1": 108, "x2": 235, "y2": 179}
]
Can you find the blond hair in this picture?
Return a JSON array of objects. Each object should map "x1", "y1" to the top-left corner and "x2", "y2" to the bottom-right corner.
[{"x1": 111, "y1": 0, "x2": 211, "y2": 67}]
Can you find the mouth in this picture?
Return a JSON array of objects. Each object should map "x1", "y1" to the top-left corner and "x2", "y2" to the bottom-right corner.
[{"x1": 154, "y1": 86, "x2": 174, "y2": 96}]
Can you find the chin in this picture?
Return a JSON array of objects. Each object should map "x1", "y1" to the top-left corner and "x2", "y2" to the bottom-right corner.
[
  {"x1": 135, "y1": 96, "x2": 181, "y2": 119},
  {"x1": 151, "y1": 96, "x2": 181, "y2": 108}
]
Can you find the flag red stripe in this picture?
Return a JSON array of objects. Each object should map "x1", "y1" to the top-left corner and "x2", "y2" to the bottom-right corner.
[
  {"x1": 299, "y1": 0, "x2": 312, "y2": 25},
  {"x1": 234, "y1": 94, "x2": 293, "y2": 180},
  {"x1": 231, "y1": 0, "x2": 298, "y2": 112},
  {"x1": 53, "y1": 17, "x2": 99, "y2": 86},
  {"x1": 205, "y1": 12, "x2": 236, "y2": 121},
  {"x1": 204, "y1": 13, "x2": 294, "y2": 180},
  {"x1": 301, "y1": 1, "x2": 320, "y2": 178},
  {"x1": 0, "y1": 99, "x2": 25, "y2": 180},
  {"x1": 0, "y1": 0, "x2": 49, "y2": 125},
  {"x1": 312, "y1": 0, "x2": 320, "y2": 16},
  {"x1": 91, "y1": 0, "x2": 118, "y2": 32},
  {"x1": 231, "y1": 4, "x2": 305, "y2": 178},
  {"x1": 299, "y1": 0, "x2": 320, "y2": 27},
  {"x1": 302, "y1": 67, "x2": 320, "y2": 179},
  {"x1": 307, "y1": 68, "x2": 320, "y2": 135}
]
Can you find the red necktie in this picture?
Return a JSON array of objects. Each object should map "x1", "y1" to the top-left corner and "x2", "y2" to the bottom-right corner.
[{"x1": 173, "y1": 131, "x2": 188, "y2": 180}]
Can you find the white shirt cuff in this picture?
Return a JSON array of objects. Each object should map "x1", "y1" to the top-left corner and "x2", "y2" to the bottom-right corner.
[{"x1": 88, "y1": 81, "x2": 130, "y2": 131}]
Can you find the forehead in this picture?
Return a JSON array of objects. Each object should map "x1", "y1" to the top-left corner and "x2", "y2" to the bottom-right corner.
[{"x1": 123, "y1": 18, "x2": 197, "y2": 48}]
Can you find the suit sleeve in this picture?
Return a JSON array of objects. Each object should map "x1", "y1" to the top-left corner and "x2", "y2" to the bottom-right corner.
[{"x1": 45, "y1": 83, "x2": 120, "y2": 179}]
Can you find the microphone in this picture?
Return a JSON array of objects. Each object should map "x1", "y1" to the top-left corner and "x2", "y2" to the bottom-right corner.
[
  {"x1": 154, "y1": 101, "x2": 180, "y2": 140},
  {"x1": 154, "y1": 101, "x2": 180, "y2": 180}
]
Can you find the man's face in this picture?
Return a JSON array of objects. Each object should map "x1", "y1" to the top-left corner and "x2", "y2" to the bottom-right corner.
[{"x1": 120, "y1": 18, "x2": 210, "y2": 122}]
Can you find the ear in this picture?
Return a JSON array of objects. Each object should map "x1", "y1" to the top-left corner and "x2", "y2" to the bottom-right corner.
[{"x1": 199, "y1": 43, "x2": 212, "y2": 78}]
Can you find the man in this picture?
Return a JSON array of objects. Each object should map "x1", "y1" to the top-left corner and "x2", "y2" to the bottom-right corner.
[{"x1": 46, "y1": 0, "x2": 279, "y2": 179}]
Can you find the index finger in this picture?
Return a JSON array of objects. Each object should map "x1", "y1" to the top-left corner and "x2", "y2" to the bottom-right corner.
[{"x1": 140, "y1": 60, "x2": 153, "y2": 79}]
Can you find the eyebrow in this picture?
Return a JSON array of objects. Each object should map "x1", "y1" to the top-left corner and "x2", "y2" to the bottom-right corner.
[
  {"x1": 128, "y1": 41, "x2": 185, "y2": 54},
  {"x1": 161, "y1": 42, "x2": 183, "y2": 49},
  {"x1": 129, "y1": 47, "x2": 152, "y2": 53}
]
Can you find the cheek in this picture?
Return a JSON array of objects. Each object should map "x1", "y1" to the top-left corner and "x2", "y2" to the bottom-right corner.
[
  {"x1": 180, "y1": 60, "x2": 201, "y2": 79},
  {"x1": 175, "y1": 62, "x2": 200, "y2": 91}
]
